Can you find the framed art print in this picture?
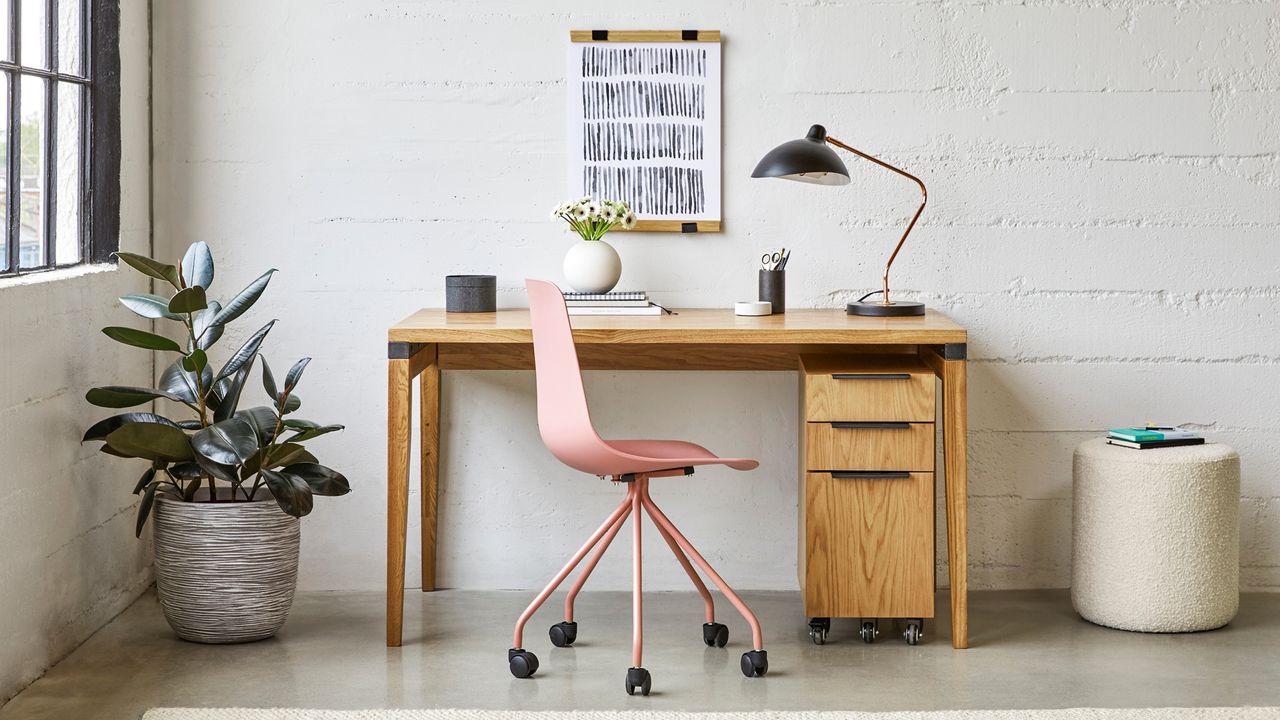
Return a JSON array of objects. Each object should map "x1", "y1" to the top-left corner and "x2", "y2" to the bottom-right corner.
[{"x1": 567, "y1": 30, "x2": 722, "y2": 233}]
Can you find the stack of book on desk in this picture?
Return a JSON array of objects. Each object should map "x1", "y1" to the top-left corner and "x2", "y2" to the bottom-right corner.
[
  {"x1": 1105, "y1": 425, "x2": 1205, "y2": 450},
  {"x1": 564, "y1": 291, "x2": 663, "y2": 316}
]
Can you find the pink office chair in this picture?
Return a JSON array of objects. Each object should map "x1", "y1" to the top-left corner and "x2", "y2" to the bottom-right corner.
[{"x1": 508, "y1": 279, "x2": 768, "y2": 695}]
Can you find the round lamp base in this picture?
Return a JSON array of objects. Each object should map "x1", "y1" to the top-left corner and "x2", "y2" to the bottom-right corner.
[{"x1": 847, "y1": 300, "x2": 926, "y2": 317}]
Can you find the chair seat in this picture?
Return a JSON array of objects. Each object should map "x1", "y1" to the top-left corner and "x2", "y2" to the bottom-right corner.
[{"x1": 605, "y1": 439, "x2": 759, "y2": 473}]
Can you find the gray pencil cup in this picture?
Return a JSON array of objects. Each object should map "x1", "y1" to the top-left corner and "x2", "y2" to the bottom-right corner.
[
  {"x1": 445, "y1": 275, "x2": 497, "y2": 313},
  {"x1": 758, "y1": 270, "x2": 785, "y2": 314}
]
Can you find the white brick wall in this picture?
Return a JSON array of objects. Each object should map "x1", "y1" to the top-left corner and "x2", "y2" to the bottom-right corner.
[{"x1": 151, "y1": 0, "x2": 1280, "y2": 592}]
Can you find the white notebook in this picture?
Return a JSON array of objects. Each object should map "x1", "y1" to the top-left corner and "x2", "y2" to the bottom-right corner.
[{"x1": 567, "y1": 304, "x2": 663, "y2": 316}]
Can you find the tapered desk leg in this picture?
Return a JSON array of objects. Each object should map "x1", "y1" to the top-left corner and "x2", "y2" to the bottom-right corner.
[
  {"x1": 387, "y1": 358, "x2": 413, "y2": 647},
  {"x1": 942, "y1": 356, "x2": 969, "y2": 649},
  {"x1": 420, "y1": 361, "x2": 441, "y2": 592}
]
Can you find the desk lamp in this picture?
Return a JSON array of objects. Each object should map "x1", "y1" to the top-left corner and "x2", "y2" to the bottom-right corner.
[{"x1": 752, "y1": 124, "x2": 928, "y2": 317}]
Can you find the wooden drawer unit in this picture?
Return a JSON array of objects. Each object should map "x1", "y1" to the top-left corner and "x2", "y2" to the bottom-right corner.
[
  {"x1": 802, "y1": 355, "x2": 934, "y2": 423},
  {"x1": 799, "y1": 355, "x2": 937, "y2": 635},
  {"x1": 805, "y1": 422, "x2": 933, "y2": 472},
  {"x1": 802, "y1": 471, "x2": 935, "y2": 618}
]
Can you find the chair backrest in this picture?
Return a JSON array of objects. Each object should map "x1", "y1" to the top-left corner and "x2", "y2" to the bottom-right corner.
[{"x1": 525, "y1": 278, "x2": 615, "y2": 474}]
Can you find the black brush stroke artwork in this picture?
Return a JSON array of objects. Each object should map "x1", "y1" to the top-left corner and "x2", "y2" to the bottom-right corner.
[
  {"x1": 584, "y1": 166, "x2": 705, "y2": 215},
  {"x1": 583, "y1": 122, "x2": 703, "y2": 162},
  {"x1": 581, "y1": 80, "x2": 705, "y2": 120},
  {"x1": 581, "y1": 46, "x2": 707, "y2": 78}
]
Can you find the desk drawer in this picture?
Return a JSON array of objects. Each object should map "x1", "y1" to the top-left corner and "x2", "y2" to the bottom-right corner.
[
  {"x1": 805, "y1": 422, "x2": 933, "y2": 472},
  {"x1": 801, "y1": 356, "x2": 934, "y2": 422},
  {"x1": 802, "y1": 471, "x2": 935, "y2": 619}
]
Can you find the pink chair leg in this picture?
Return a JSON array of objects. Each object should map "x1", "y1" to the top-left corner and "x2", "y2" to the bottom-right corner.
[
  {"x1": 564, "y1": 502, "x2": 631, "y2": 623},
  {"x1": 652, "y1": 508, "x2": 715, "y2": 624},
  {"x1": 631, "y1": 479, "x2": 645, "y2": 668},
  {"x1": 513, "y1": 484, "x2": 636, "y2": 649},
  {"x1": 640, "y1": 483, "x2": 765, "y2": 651}
]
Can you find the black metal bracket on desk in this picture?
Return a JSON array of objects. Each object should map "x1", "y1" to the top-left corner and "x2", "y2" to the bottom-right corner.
[
  {"x1": 943, "y1": 343, "x2": 967, "y2": 360},
  {"x1": 388, "y1": 342, "x2": 429, "y2": 360}
]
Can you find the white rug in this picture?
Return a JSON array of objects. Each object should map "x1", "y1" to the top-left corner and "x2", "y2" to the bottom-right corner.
[{"x1": 142, "y1": 708, "x2": 1280, "y2": 720}]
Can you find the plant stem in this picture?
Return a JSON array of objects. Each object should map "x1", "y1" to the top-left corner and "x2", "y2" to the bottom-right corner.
[{"x1": 183, "y1": 314, "x2": 215, "y2": 502}]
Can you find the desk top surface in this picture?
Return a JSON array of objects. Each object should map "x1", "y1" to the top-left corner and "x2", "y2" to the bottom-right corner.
[{"x1": 390, "y1": 308, "x2": 966, "y2": 345}]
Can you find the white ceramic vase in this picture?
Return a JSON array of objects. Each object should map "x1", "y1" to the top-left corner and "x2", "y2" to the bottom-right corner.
[{"x1": 563, "y1": 239, "x2": 622, "y2": 294}]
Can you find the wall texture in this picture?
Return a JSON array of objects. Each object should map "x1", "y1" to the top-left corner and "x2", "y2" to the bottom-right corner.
[
  {"x1": 151, "y1": 0, "x2": 1279, "y2": 594},
  {"x1": 0, "y1": 0, "x2": 152, "y2": 703}
]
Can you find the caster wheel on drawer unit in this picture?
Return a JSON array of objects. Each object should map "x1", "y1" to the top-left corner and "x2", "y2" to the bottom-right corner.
[
  {"x1": 808, "y1": 617, "x2": 830, "y2": 645},
  {"x1": 903, "y1": 620, "x2": 923, "y2": 646},
  {"x1": 859, "y1": 620, "x2": 879, "y2": 644},
  {"x1": 625, "y1": 667, "x2": 652, "y2": 696},
  {"x1": 740, "y1": 650, "x2": 769, "y2": 677},
  {"x1": 508, "y1": 648, "x2": 539, "y2": 678},
  {"x1": 703, "y1": 622, "x2": 729, "y2": 648},
  {"x1": 549, "y1": 621, "x2": 577, "y2": 647}
]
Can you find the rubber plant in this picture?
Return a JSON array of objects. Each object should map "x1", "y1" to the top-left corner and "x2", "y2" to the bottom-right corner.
[{"x1": 83, "y1": 242, "x2": 350, "y2": 535}]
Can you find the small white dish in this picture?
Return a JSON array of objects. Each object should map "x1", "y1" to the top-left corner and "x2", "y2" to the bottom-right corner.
[{"x1": 735, "y1": 301, "x2": 772, "y2": 316}]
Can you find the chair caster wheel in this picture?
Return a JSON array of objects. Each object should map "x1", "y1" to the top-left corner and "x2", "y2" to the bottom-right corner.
[
  {"x1": 859, "y1": 620, "x2": 879, "y2": 644},
  {"x1": 808, "y1": 617, "x2": 830, "y2": 645},
  {"x1": 703, "y1": 622, "x2": 729, "y2": 647},
  {"x1": 549, "y1": 621, "x2": 577, "y2": 647},
  {"x1": 508, "y1": 648, "x2": 539, "y2": 678},
  {"x1": 740, "y1": 649, "x2": 768, "y2": 677},
  {"x1": 625, "y1": 666, "x2": 652, "y2": 696},
  {"x1": 903, "y1": 620, "x2": 923, "y2": 645}
]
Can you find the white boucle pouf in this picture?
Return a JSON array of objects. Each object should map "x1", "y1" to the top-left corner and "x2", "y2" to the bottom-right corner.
[{"x1": 1071, "y1": 438, "x2": 1240, "y2": 633}]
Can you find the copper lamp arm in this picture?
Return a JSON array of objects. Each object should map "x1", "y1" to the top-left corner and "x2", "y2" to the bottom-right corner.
[{"x1": 825, "y1": 136, "x2": 928, "y2": 305}]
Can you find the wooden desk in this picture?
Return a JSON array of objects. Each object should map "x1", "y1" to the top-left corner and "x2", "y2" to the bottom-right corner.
[{"x1": 386, "y1": 309, "x2": 969, "y2": 648}]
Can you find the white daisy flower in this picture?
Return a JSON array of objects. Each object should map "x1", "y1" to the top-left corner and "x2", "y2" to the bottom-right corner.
[
  {"x1": 600, "y1": 206, "x2": 620, "y2": 224},
  {"x1": 579, "y1": 195, "x2": 593, "y2": 205},
  {"x1": 570, "y1": 203, "x2": 590, "y2": 221},
  {"x1": 621, "y1": 211, "x2": 637, "y2": 229},
  {"x1": 584, "y1": 201, "x2": 601, "y2": 219}
]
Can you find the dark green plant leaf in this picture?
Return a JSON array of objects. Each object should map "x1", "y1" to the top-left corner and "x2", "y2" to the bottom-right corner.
[
  {"x1": 136, "y1": 481, "x2": 160, "y2": 537},
  {"x1": 115, "y1": 252, "x2": 181, "y2": 289},
  {"x1": 86, "y1": 386, "x2": 179, "y2": 409},
  {"x1": 216, "y1": 320, "x2": 275, "y2": 382},
  {"x1": 168, "y1": 462, "x2": 203, "y2": 479},
  {"x1": 180, "y1": 241, "x2": 214, "y2": 289},
  {"x1": 193, "y1": 301, "x2": 224, "y2": 351},
  {"x1": 176, "y1": 419, "x2": 203, "y2": 430},
  {"x1": 168, "y1": 286, "x2": 208, "y2": 314},
  {"x1": 102, "y1": 326, "x2": 181, "y2": 352},
  {"x1": 159, "y1": 360, "x2": 212, "y2": 404},
  {"x1": 236, "y1": 406, "x2": 280, "y2": 444},
  {"x1": 181, "y1": 349, "x2": 208, "y2": 374},
  {"x1": 119, "y1": 294, "x2": 182, "y2": 321},
  {"x1": 83, "y1": 412, "x2": 182, "y2": 442},
  {"x1": 212, "y1": 357, "x2": 255, "y2": 423},
  {"x1": 192, "y1": 416, "x2": 258, "y2": 467},
  {"x1": 182, "y1": 476, "x2": 203, "y2": 501},
  {"x1": 283, "y1": 462, "x2": 350, "y2": 496},
  {"x1": 210, "y1": 269, "x2": 276, "y2": 327},
  {"x1": 261, "y1": 356, "x2": 278, "y2": 399},
  {"x1": 260, "y1": 469, "x2": 314, "y2": 518},
  {"x1": 281, "y1": 394, "x2": 301, "y2": 415},
  {"x1": 132, "y1": 467, "x2": 158, "y2": 495},
  {"x1": 104, "y1": 422, "x2": 194, "y2": 462},
  {"x1": 284, "y1": 357, "x2": 310, "y2": 393},
  {"x1": 286, "y1": 423, "x2": 344, "y2": 443},
  {"x1": 193, "y1": 452, "x2": 239, "y2": 485}
]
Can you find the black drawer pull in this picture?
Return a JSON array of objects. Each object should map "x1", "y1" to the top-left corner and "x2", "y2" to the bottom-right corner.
[
  {"x1": 829, "y1": 471, "x2": 911, "y2": 479},
  {"x1": 831, "y1": 373, "x2": 911, "y2": 380},
  {"x1": 830, "y1": 422, "x2": 911, "y2": 430}
]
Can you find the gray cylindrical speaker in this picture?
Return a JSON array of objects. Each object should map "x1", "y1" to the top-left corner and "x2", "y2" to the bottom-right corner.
[{"x1": 446, "y1": 274, "x2": 497, "y2": 313}]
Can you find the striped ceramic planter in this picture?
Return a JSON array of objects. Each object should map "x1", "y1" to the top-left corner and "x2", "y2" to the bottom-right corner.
[{"x1": 152, "y1": 495, "x2": 300, "y2": 644}]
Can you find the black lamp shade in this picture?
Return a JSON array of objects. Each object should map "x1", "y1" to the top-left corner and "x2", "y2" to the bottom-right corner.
[{"x1": 751, "y1": 124, "x2": 850, "y2": 186}]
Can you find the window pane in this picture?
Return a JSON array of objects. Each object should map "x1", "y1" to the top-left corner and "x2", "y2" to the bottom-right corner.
[
  {"x1": 57, "y1": 0, "x2": 82, "y2": 75},
  {"x1": 0, "y1": 3, "x2": 11, "y2": 63},
  {"x1": 19, "y1": 75, "x2": 45, "y2": 268},
  {"x1": 0, "y1": 73, "x2": 7, "y2": 272},
  {"x1": 20, "y1": 0, "x2": 46, "y2": 69},
  {"x1": 55, "y1": 82, "x2": 79, "y2": 264}
]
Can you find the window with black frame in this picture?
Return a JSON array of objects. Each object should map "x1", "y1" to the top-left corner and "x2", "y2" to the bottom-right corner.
[{"x1": 0, "y1": 0, "x2": 117, "y2": 278}]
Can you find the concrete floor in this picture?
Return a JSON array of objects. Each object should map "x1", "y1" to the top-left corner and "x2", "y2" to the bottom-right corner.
[{"x1": 2, "y1": 589, "x2": 1279, "y2": 719}]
